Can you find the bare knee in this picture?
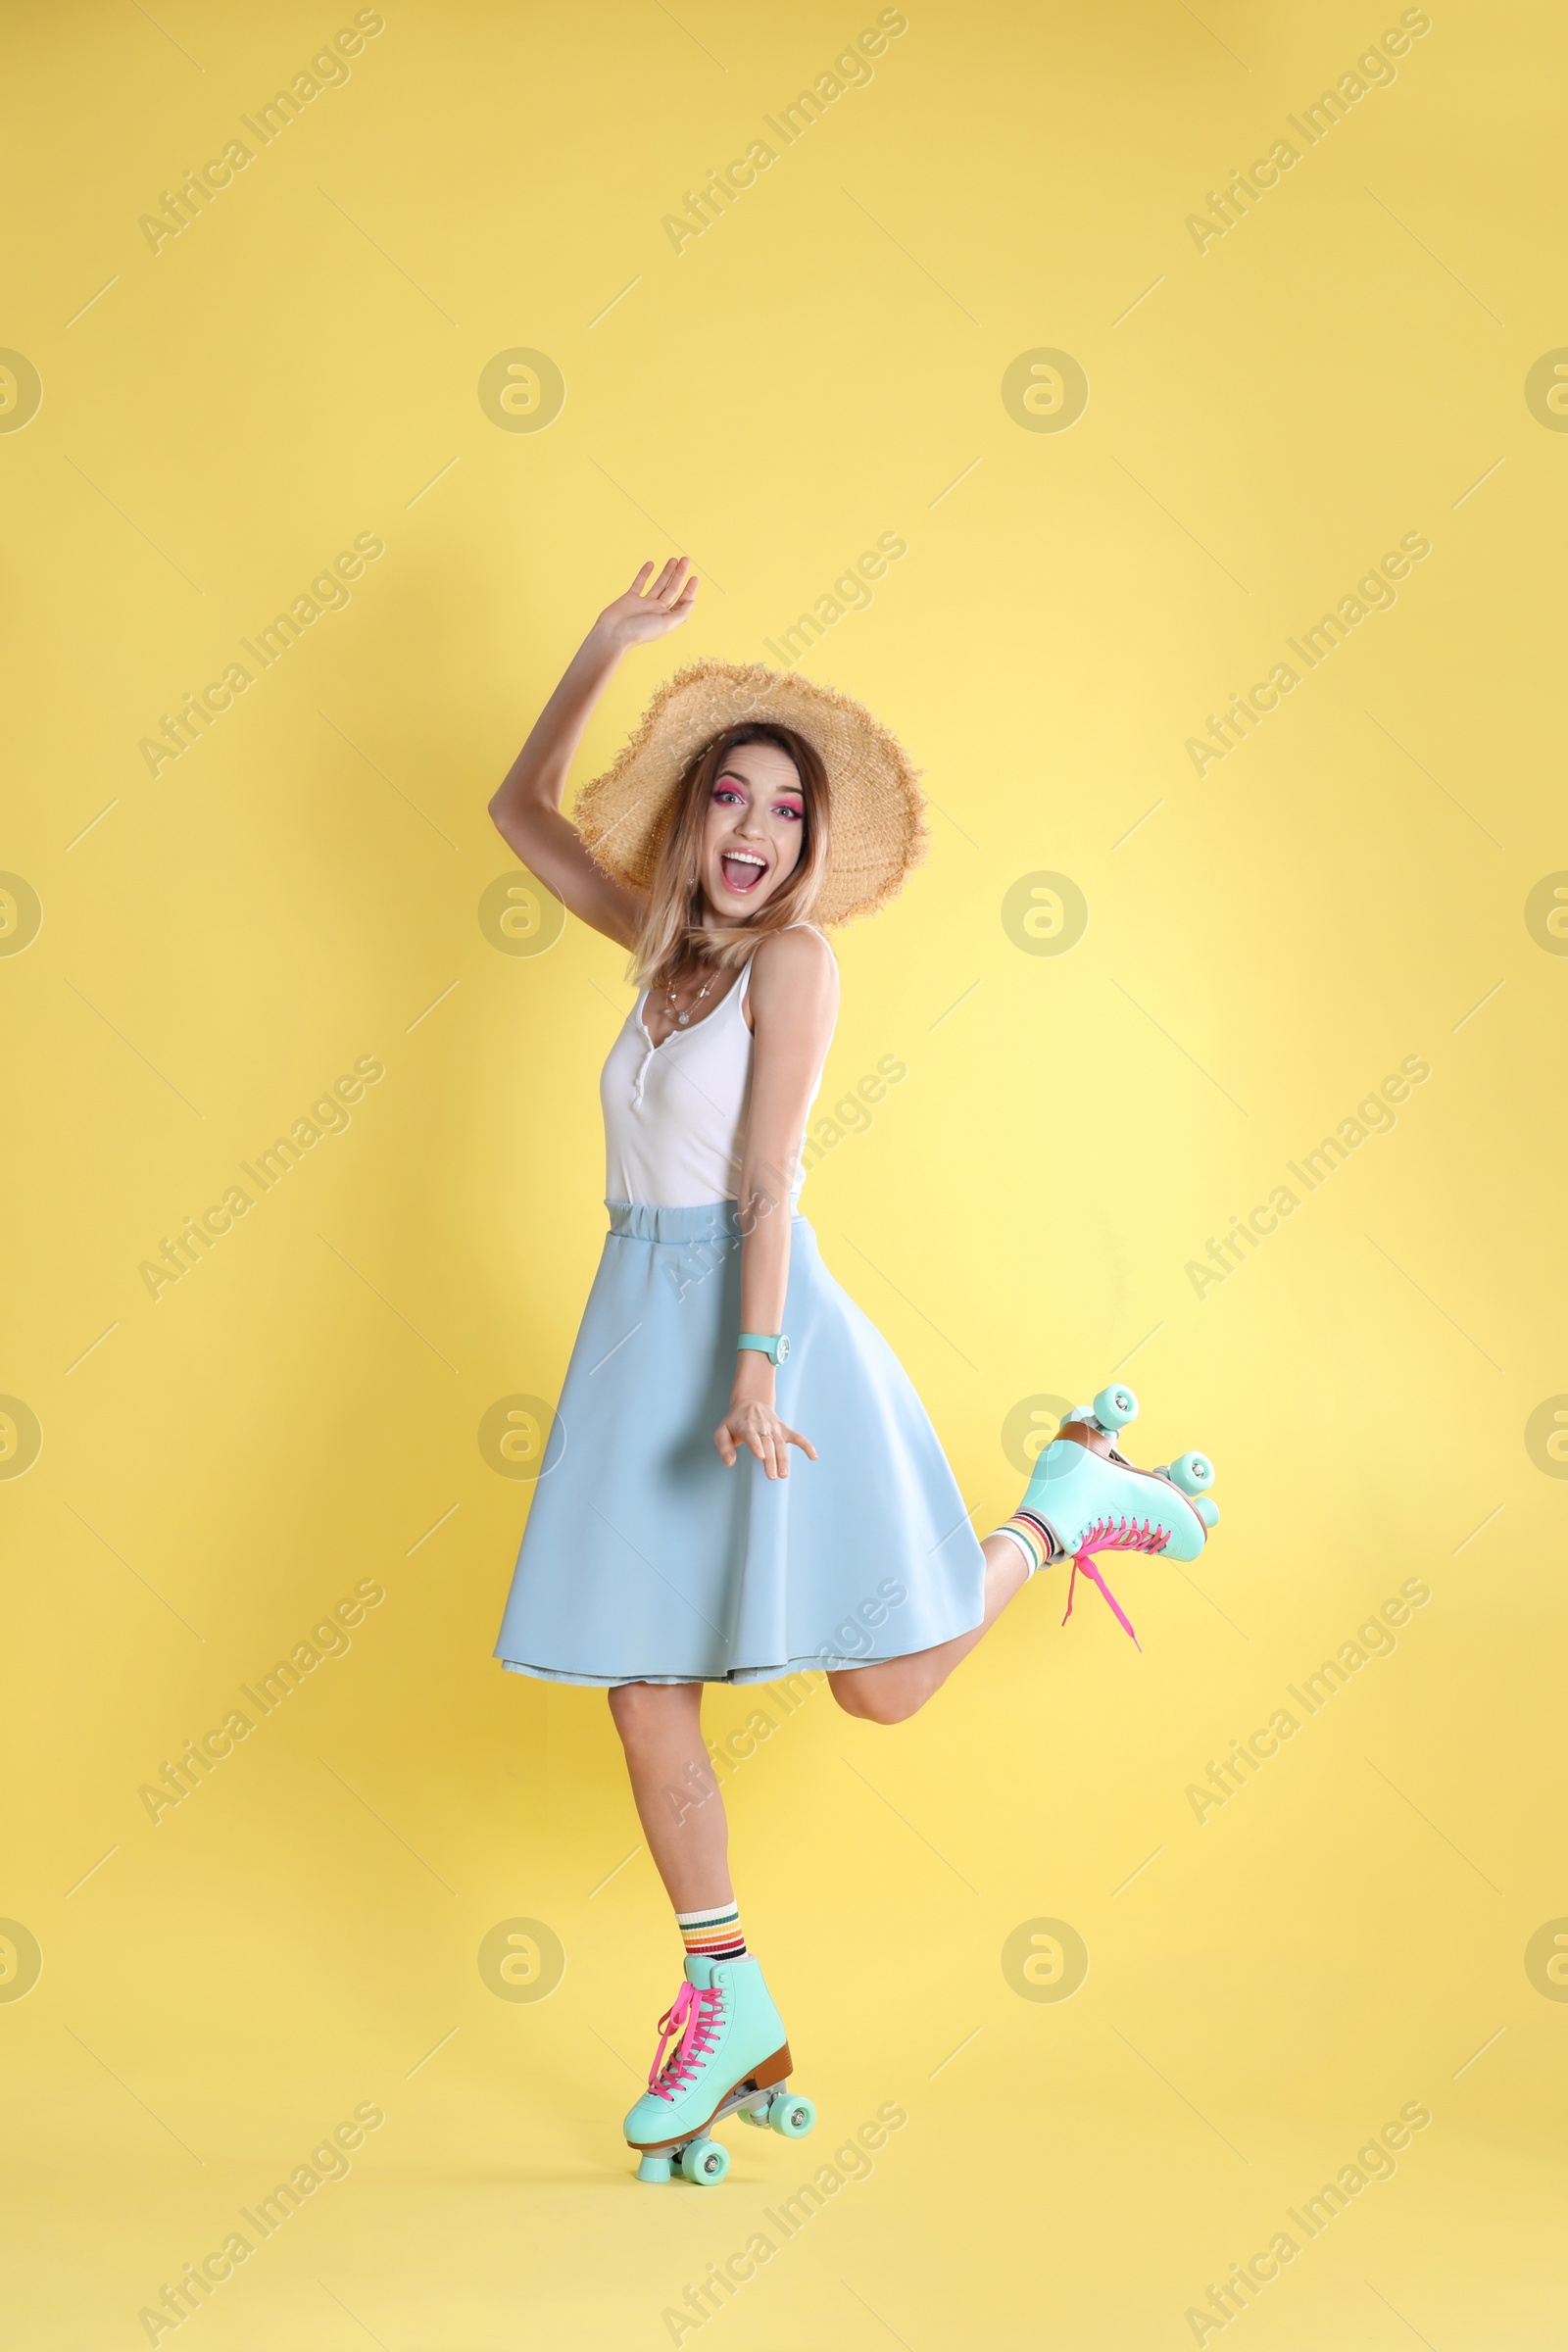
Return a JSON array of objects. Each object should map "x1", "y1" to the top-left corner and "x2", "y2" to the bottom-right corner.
[
  {"x1": 608, "y1": 1680, "x2": 699, "y2": 1755},
  {"x1": 828, "y1": 1670, "x2": 925, "y2": 1726}
]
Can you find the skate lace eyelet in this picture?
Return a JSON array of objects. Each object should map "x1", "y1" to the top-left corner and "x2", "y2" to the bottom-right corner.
[
  {"x1": 1057, "y1": 1508, "x2": 1168, "y2": 1651},
  {"x1": 647, "y1": 1983, "x2": 725, "y2": 2099}
]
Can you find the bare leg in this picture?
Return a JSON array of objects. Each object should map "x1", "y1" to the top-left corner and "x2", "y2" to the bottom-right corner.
[
  {"x1": 830, "y1": 1532, "x2": 1036, "y2": 1725},
  {"x1": 607, "y1": 1681, "x2": 733, "y2": 1911}
]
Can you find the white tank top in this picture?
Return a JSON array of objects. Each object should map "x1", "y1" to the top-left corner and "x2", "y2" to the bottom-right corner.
[{"x1": 602, "y1": 929, "x2": 832, "y2": 1207}]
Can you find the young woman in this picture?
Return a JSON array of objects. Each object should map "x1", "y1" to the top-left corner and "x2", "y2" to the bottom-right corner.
[{"x1": 489, "y1": 559, "x2": 1219, "y2": 2184}]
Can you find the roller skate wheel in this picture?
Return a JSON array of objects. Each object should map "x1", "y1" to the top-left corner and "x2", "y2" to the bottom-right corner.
[
  {"x1": 681, "y1": 2137, "x2": 731, "y2": 2184},
  {"x1": 767, "y1": 2092, "x2": 816, "y2": 2139},
  {"x1": 1093, "y1": 1384, "x2": 1139, "y2": 1432},
  {"x1": 635, "y1": 2153, "x2": 673, "y2": 2182},
  {"x1": 1167, "y1": 1448, "x2": 1215, "y2": 1495},
  {"x1": 1193, "y1": 1494, "x2": 1220, "y2": 1529},
  {"x1": 738, "y1": 2099, "x2": 770, "y2": 2128}
]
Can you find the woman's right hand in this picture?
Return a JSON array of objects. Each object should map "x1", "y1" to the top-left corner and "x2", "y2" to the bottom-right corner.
[
  {"x1": 594, "y1": 558, "x2": 700, "y2": 650},
  {"x1": 713, "y1": 1396, "x2": 817, "y2": 1482}
]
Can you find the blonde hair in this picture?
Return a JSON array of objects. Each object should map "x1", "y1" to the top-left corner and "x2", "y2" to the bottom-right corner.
[{"x1": 630, "y1": 723, "x2": 831, "y2": 990}]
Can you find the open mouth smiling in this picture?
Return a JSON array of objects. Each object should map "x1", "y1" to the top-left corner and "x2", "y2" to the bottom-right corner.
[{"x1": 719, "y1": 849, "x2": 768, "y2": 894}]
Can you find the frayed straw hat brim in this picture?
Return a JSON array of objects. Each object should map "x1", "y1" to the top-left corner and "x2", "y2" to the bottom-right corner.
[{"x1": 572, "y1": 662, "x2": 926, "y2": 926}]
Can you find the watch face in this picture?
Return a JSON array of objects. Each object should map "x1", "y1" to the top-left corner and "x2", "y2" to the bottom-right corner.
[{"x1": 776, "y1": 1335, "x2": 790, "y2": 1362}]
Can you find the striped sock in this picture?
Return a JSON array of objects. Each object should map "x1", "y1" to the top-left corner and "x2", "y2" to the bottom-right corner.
[
  {"x1": 677, "y1": 1900, "x2": 747, "y2": 1961},
  {"x1": 992, "y1": 1510, "x2": 1059, "y2": 1578}
]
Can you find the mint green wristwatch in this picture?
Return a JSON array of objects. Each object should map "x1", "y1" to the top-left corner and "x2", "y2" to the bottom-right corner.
[{"x1": 737, "y1": 1332, "x2": 790, "y2": 1364}]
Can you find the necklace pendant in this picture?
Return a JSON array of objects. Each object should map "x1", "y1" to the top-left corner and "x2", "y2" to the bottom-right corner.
[{"x1": 676, "y1": 1010, "x2": 691, "y2": 1026}]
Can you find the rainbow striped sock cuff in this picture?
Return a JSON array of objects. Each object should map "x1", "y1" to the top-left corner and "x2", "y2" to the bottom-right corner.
[
  {"x1": 677, "y1": 1901, "x2": 747, "y2": 1960},
  {"x1": 993, "y1": 1511, "x2": 1056, "y2": 1578}
]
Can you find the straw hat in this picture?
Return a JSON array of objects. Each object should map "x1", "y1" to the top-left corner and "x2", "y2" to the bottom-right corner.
[{"x1": 573, "y1": 661, "x2": 927, "y2": 925}]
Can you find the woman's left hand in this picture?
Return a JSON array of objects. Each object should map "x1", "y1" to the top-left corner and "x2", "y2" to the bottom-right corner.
[{"x1": 713, "y1": 1398, "x2": 817, "y2": 1481}]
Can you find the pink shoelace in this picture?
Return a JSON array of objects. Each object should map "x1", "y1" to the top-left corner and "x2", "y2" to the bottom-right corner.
[
  {"x1": 646, "y1": 1981, "x2": 723, "y2": 2103},
  {"x1": 1060, "y1": 1515, "x2": 1171, "y2": 1652}
]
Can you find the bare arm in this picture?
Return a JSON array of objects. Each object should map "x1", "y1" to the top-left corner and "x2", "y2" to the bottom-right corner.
[
  {"x1": 488, "y1": 559, "x2": 699, "y2": 950},
  {"x1": 713, "y1": 926, "x2": 839, "y2": 1480}
]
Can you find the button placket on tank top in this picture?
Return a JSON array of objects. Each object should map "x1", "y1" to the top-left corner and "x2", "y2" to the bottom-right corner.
[
  {"x1": 604, "y1": 938, "x2": 828, "y2": 1208},
  {"x1": 629, "y1": 1019, "x2": 655, "y2": 1107}
]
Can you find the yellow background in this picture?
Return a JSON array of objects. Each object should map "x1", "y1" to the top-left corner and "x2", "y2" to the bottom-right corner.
[{"x1": 5, "y1": 1, "x2": 1565, "y2": 2343}]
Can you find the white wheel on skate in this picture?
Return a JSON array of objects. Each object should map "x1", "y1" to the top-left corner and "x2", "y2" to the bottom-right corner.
[
  {"x1": 681, "y1": 2137, "x2": 731, "y2": 2184},
  {"x1": 1093, "y1": 1384, "x2": 1138, "y2": 1431}
]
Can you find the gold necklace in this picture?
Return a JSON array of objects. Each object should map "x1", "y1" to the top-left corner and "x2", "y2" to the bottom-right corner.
[{"x1": 664, "y1": 964, "x2": 713, "y2": 1028}]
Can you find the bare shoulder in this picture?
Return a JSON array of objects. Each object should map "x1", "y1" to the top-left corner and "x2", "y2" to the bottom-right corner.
[
  {"x1": 750, "y1": 924, "x2": 838, "y2": 999},
  {"x1": 747, "y1": 924, "x2": 839, "y2": 1036}
]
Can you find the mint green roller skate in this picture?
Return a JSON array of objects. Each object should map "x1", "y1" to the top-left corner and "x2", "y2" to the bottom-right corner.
[
  {"x1": 1009, "y1": 1383, "x2": 1219, "y2": 1650},
  {"x1": 623, "y1": 1953, "x2": 815, "y2": 2184}
]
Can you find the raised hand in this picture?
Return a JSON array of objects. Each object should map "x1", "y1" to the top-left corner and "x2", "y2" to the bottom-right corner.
[{"x1": 595, "y1": 558, "x2": 700, "y2": 649}]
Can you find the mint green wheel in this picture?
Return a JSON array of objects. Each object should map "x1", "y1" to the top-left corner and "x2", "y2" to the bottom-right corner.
[
  {"x1": 1167, "y1": 1449, "x2": 1214, "y2": 1494},
  {"x1": 1094, "y1": 1384, "x2": 1138, "y2": 1432},
  {"x1": 1193, "y1": 1494, "x2": 1220, "y2": 1528},
  {"x1": 767, "y1": 2091, "x2": 816, "y2": 2139},
  {"x1": 738, "y1": 2099, "x2": 770, "y2": 2129},
  {"x1": 681, "y1": 2137, "x2": 730, "y2": 2184}
]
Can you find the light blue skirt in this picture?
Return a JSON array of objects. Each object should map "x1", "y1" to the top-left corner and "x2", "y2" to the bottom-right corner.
[{"x1": 493, "y1": 1202, "x2": 987, "y2": 1686}]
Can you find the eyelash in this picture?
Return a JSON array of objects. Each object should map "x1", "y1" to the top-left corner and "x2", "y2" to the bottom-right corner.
[{"x1": 712, "y1": 785, "x2": 803, "y2": 821}]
